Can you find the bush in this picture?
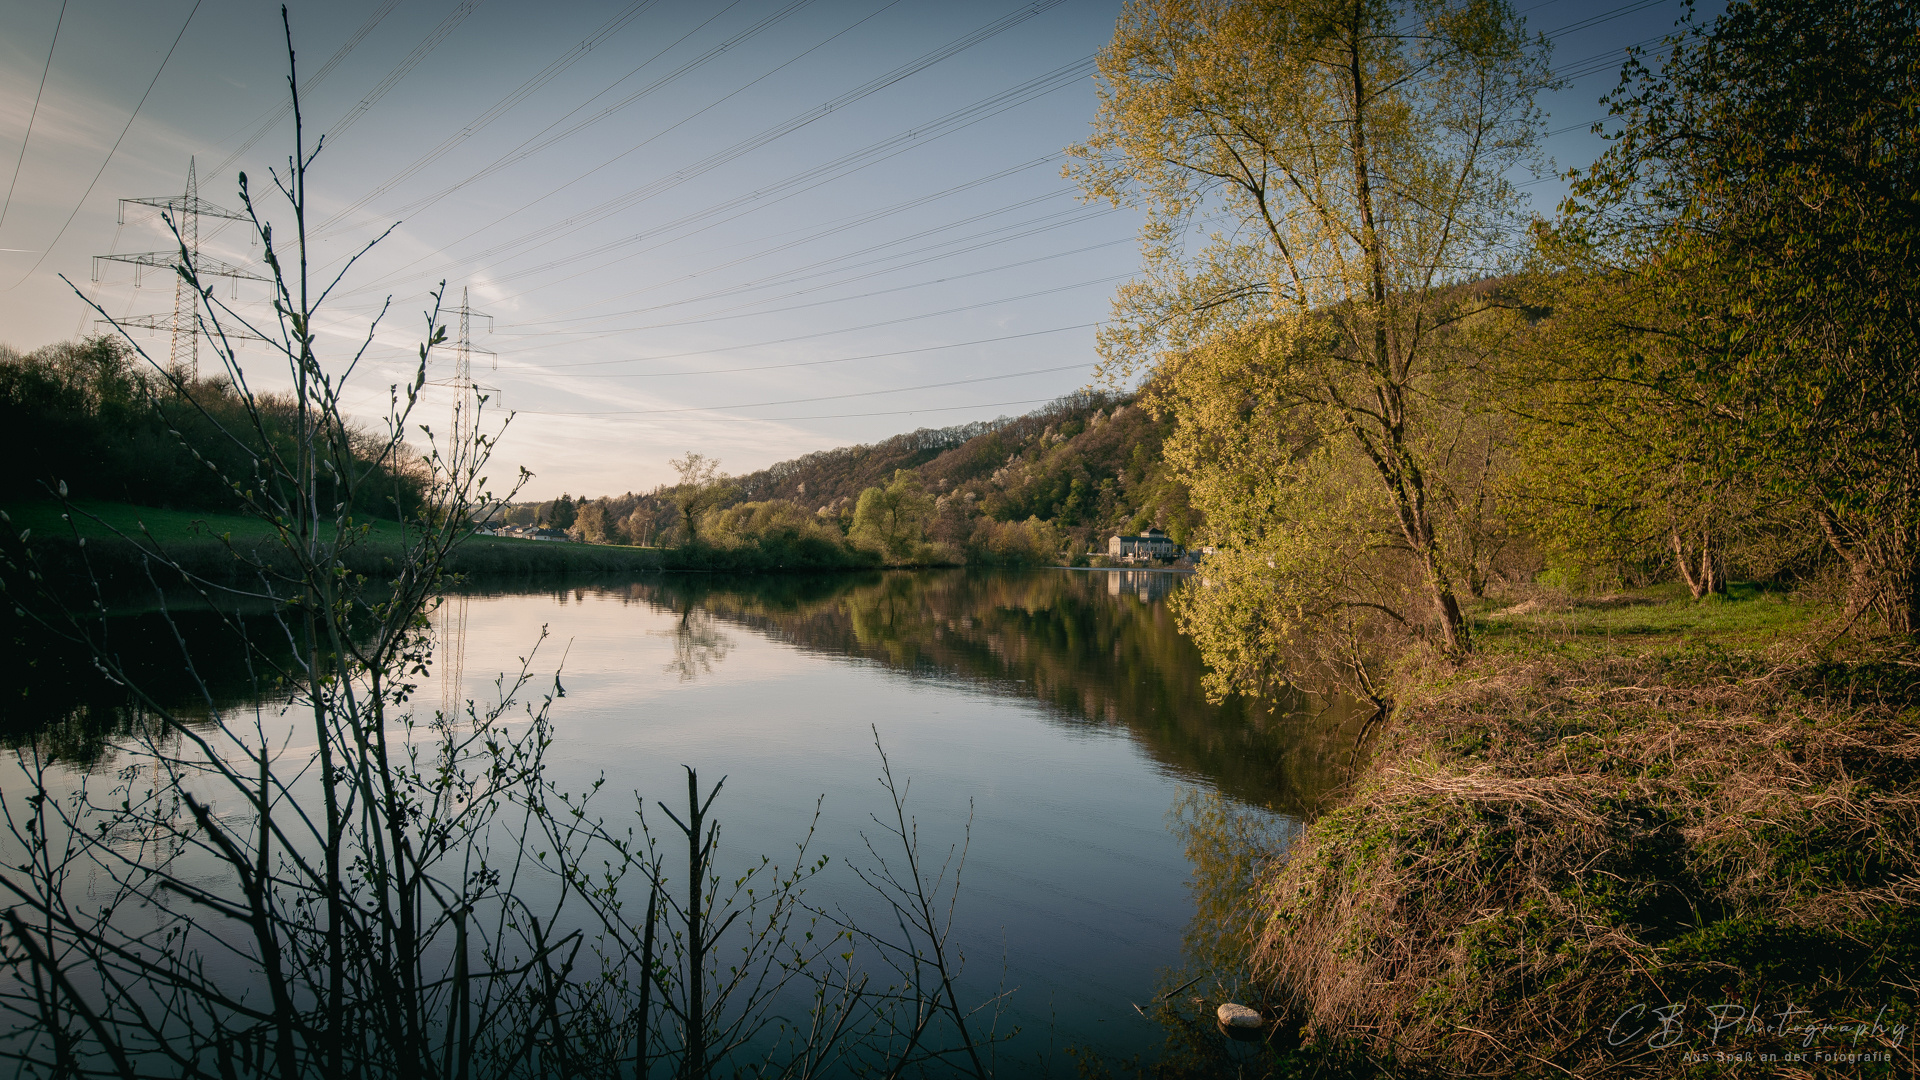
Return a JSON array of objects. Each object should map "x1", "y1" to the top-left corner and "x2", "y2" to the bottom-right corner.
[
  {"x1": 965, "y1": 516, "x2": 1061, "y2": 567},
  {"x1": 672, "y1": 499, "x2": 881, "y2": 571}
]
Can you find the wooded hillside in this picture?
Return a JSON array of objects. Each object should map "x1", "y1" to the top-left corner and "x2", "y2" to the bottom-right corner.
[
  {"x1": 522, "y1": 386, "x2": 1198, "y2": 561},
  {"x1": 0, "y1": 336, "x2": 426, "y2": 521}
]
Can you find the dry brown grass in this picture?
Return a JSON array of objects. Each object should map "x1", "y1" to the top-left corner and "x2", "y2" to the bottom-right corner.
[{"x1": 1253, "y1": 638, "x2": 1920, "y2": 1076}]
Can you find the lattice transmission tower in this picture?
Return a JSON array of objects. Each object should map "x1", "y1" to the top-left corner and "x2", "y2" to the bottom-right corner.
[
  {"x1": 92, "y1": 158, "x2": 269, "y2": 378},
  {"x1": 430, "y1": 288, "x2": 493, "y2": 721},
  {"x1": 433, "y1": 287, "x2": 495, "y2": 462}
]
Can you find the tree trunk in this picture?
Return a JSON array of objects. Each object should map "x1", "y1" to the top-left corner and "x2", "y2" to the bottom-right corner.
[
  {"x1": 1817, "y1": 511, "x2": 1918, "y2": 635},
  {"x1": 1426, "y1": 559, "x2": 1468, "y2": 655},
  {"x1": 1343, "y1": 7, "x2": 1469, "y2": 658},
  {"x1": 1672, "y1": 529, "x2": 1726, "y2": 599}
]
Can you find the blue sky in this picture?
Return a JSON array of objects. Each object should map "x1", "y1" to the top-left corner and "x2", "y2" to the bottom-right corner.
[{"x1": 0, "y1": 0, "x2": 1711, "y2": 498}]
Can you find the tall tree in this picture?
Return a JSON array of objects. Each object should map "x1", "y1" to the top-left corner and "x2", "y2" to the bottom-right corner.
[
  {"x1": 669, "y1": 452, "x2": 736, "y2": 544},
  {"x1": 1069, "y1": 0, "x2": 1549, "y2": 666},
  {"x1": 852, "y1": 469, "x2": 934, "y2": 559},
  {"x1": 1565, "y1": 0, "x2": 1920, "y2": 632}
]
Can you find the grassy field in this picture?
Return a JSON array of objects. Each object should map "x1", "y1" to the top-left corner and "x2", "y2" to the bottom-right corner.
[
  {"x1": 0, "y1": 498, "x2": 666, "y2": 585},
  {"x1": 2, "y1": 499, "x2": 292, "y2": 543},
  {"x1": 1240, "y1": 583, "x2": 1918, "y2": 1078},
  {"x1": 1471, "y1": 580, "x2": 1823, "y2": 646}
]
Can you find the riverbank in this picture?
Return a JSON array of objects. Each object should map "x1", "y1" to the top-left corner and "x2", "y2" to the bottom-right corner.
[
  {"x1": 0, "y1": 499, "x2": 666, "y2": 593},
  {"x1": 0, "y1": 499, "x2": 1079, "y2": 592},
  {"x1": 1254, "y1": 585, "x2": 1920, "y2": 1076}
]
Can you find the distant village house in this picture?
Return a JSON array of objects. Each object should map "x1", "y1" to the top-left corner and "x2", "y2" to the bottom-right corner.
[
  {"x1": 482, "y1": 524, "x2": 576, "y2": 542},
  {"x1": 1108, "y1": 528, "x2": 1180, "y2": 561}
]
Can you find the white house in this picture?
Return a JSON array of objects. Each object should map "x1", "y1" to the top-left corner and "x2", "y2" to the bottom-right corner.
[{"x1": 1107, "y1": 528, "x2": 1179, "y2": 561}]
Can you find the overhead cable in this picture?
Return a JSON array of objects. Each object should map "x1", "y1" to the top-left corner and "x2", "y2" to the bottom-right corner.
[
  {"x1": 318, "y1": 0, "x2": 663, "y2": 231},
  {"x1": 377, "y1": 0, "x2": 863, "y2": 224},
  {"x1": 325, "y1": 0, "x2": 484, "y2": 144},
  {"x1": 514, "y1": 322, "x2": 1099, "y2": 380},
  {"x1": 341, "y1": 3, "x2": 1078, "y2": 298},
  {"x1": 501, "y1": 194, "x2": 1102, "y2": 331},
  {"x1": 537, "y1": 361, "x2": 1088, "y2": 416},
  {"x1": 208, "y1": 0, "x2": 405, "y2": 180},
  {"x1": 0, "y1": 0, "x2": 66, "y2": 238},
  {"x1": 454, "y1": 53, "x2": 1096, "y2": 302},
  {"x1": 501, "y1": 210, "x2": 1124, "y2": 339},
  {"x1": 13, "y1": 0, "x2": 202, "y2": 288},
  {"x1": 515, "y1": 395, "x2": 1060, "y2": 424},
  {"x1": 510, "y1": 153, "x2": 1068, "y2": 325},
  {"x1": 529, "y1": 272, "x2": 1128, "y2": 368},
  {"x1": 326, "y1": 0, "x2": 885, "y2": 285}
]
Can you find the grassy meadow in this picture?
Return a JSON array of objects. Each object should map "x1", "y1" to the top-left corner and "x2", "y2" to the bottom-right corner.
[{"x1": 0, "y1": 498, "x2": 667, "y2": 591}]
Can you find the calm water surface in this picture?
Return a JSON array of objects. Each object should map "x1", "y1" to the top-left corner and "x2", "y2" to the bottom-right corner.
[
  {"x1": 4, "y1": 567, "x2": 1368, "y2": 1069},
  {"x1": 437, "y1": 568, "x2": 1366, "y2": 1064}
]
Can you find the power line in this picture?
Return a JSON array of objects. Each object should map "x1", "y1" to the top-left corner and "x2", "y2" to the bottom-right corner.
[
  {"x1": 375, "y1": 0, "x2": 862, "y2": 225},
  {"x1": 337, "y1": 4, "x2": 1080, "y2": 301},
  {"x1": 1557, "y1": 34, "x2": 1673, "y2": 83},
  {"x1": 207, "y1": 0, "x2": 406, "y2": 180},
  {"x1": 325, "y1": 0, "x2": 485, "y2": 145},
  {"x1": 327, "y1": 163, "x2": 1084, "y2": 326},
  {"x1": 324, "y1": 0, "x2": 855, "y2": 292},
  {"x1": 528, "y1": 272, "x2": 1129, "y2": 368},
  {"x1": 519, "y1": 322, "x2": 1098, "y2": 380},
  {"x1": 506, "y1": 153, "x2": 1070, "y2": 326},
  {"x1": 534, "y1": 361, "x2": 1088, "y2": 416},
  {"x1": 317, "y1": 0, "x2": 673, "y2": 233},
  {"x1": 11, "y1": 0, "x2": 203, "y2": 289},
  {"x1": 590, "y1": 236, "x2": 1135, "y2": 333},
  {"x1": 0, "y1": 0, "x2": 66, "y2": 238},
  {"x1": 499, "y1": 197, "x2": 1111, "y2": 336},
  {"x1": 1539, "y1": 0, "x2": 1672, "y2": 38},
  {"x1": 517, "y1": 395, "x2": 1059, "y2": 424},
  {"x1": 442, "y1": 52, "x2": 1097, "y2": 309}
]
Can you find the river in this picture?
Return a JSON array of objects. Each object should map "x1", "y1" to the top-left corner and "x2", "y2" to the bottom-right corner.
[{"x1": 1, "y1": 566, "x2": 1368, "y2": 1071}]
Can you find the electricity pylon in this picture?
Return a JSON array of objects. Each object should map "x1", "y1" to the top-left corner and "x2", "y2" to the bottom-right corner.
[
  {"x1": 431, "y1": 288, "x2": 494, "y2": 721},
  {"x1": 93, "y1": 158, "x2": 268, "y2": 378},
  {"x1": 432, "y1": 287, "x2": 495, "y2": 462}
]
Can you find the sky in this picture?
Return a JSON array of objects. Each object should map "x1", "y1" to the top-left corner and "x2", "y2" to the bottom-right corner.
[{"x1": 0, "y1": 0, "x2": 1713, "y2": 498}]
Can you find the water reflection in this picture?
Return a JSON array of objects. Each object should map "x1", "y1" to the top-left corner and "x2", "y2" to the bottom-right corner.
[
  {"x1": 9, "y1": 569, "x2": 1369, "y2": 1069},
  {"x1": 658, "y1": 600, "x2": 734, "y2": 682},
  {"x1": 0, "y1": 600, "x2": 296, "y2": 766},
  {"x1": 522, "y1": 568, "x2": 1367, "y2": 818},
  {"x1": 1104, "y1": 568, "x2": 1183, "y2": 604}
]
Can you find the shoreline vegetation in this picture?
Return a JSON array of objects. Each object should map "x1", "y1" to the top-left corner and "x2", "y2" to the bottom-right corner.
[
  {"x1": 1, "y1": 336, "x2": 1192, "y2": 587},
  {"x1": 1, "y1": 494, "x2": 1184, "y2": 596},
  {"x1": 1218, "y1": 588, "x2": 1920, "y2": 1078}
]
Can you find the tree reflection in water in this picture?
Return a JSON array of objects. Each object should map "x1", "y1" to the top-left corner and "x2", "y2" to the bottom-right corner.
[
  {"x1": 585, "y1": 567, "x2": 1377, "y2": 1076},
  {"x1": 659, "y1": 599, "x2": 735, "y2": 682},
  {"x1": 591, "y1": 568, "x2": 1371, "y2": 817}
]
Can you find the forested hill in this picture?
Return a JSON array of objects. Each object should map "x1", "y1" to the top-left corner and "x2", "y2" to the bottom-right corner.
[
  {"x1": 525, "y1": 387, "x2": 1197, "y2": 559},
  {"x1": 730, "y1": 388, "x2": 1193, "y2": 543}
]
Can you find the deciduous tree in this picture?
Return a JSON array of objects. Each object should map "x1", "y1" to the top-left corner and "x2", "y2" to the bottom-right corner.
[
  {"x1": 851, "y1": 469, "x2": 934, "y2": 560},
  {"x1": 1070, "y1": 0, "x2": 1549, "y2": 668},
  {"x1": 1563, "y1": 0, "x2": 1920, "y2": 631},
  {"x1": 668, "y1": 452, "x2": 736, "y2": 545}
]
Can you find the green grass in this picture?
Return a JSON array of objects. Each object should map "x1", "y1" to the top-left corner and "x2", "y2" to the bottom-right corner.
[
  {"x1": 2, "y1": 498, "x2": 292, "y2": 543},
  {"x1": 0, "y1": 498, "x2": 666, "y2": 583},
  {"x1": 1470, "y1": 581, "x2": 1819, "y2": 648}
]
